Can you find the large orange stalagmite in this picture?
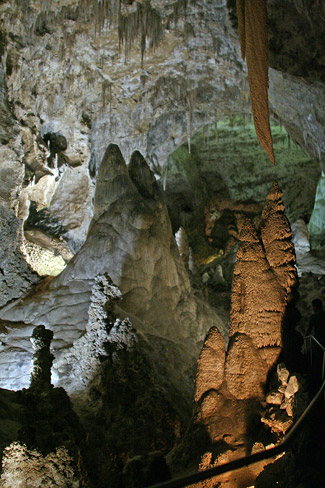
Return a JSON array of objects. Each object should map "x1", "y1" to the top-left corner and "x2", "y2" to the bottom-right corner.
[
  {"x1": 236, "y1": 0, "x2": 275, "y2": 164},
  {"x1": 192, "y1": 186, "x2": 297, "y2": 486}
]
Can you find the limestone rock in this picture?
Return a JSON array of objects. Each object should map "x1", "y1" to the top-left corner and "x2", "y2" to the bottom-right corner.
[
  {"x1": 261, "y1": 409, "x2": 293, "y2": 435},
  {"x1": 0, "y1": 66, "x2": 39, "y2": 308},
  {"x1": 0, "y1": 442, "x2": 80, "y2": 488},
  {"x1": 175, "y1": 227, "x2": 190, "y2": 269},
  {"x1": 284, "y1": 375, "x2": 299, "y2": 399},
  {"x1": 266, "y1": 391, "x2": 283, "y2": 406},
  {"x1": 277, "y1": 363, "x2": 290, "y2": 386},
  {"x1": 261, "y1": 182, "x2": 297, "y2": 295},
  {"x1": 0, "y1": 206, "x2": 39, "y2": 308},
  {"x1": 0, "y1": 145, "x2": 224, "y2": 400},
  {"x1": 18, "y1": 175, "x2": 56, "y2": 222},
  {"x1": 45, "y1": 165, "x2": 94, "y2": 252},
  {"x1": 292, "y1": 219, "x2": 310, "y2": 254},
  {"x1": 308, "y1": 173, "x2": 325, "y2": 251},
  {"x1": 196, "y1": 389, "x2": 248, "y2": 446},
  {"x1": 230, "y1": 216, "x2": 285, "y2": 349},
  {"x1": 194, "y1": 326, "x2": 225, "y2": 402},
  {"x1": 225, "y1": 333, "x2": 268, "y2": 400},
  {"x1": 57, "y1": 274, "x2": 126, "y2": 391}
]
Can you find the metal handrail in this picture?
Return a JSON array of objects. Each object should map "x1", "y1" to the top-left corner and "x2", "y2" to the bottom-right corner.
[
  {"x1": 304, "y1": 335, "x2": 325, "y2": 353},
  {"x1": 147, "y1": 336, "x2": 325, "y2": 488},
  {"x1": 304, "y1": 335, "x2": 325, "y2": 382}
]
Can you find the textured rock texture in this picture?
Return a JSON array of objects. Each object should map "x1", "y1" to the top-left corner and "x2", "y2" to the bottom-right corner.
[
  {"x1": 0, "y1": 145, "x2": 224, "y2": 400},
  {"x1": 0, "y1": 443, "x2": 80, "y2": 488},
  {"x1": 0, "y1": 0, "x2": 248, "y2": 254},
  {"x1": 165, "y1": 117, "x2": 320, "y2": 242},
  {"x1": 236, "y1": 0, "x2": 275, "y2": 164},
  {"x1": 0, "y1": 0, "x2": 323, "y2": 293},
  {"x1": 0, "y1": 67, "x2": 39, "y2": 307},
  {"x1": 261, "y1": 182, "x2": 297, "y2": 296},
  {"x1": 179, "y1": 185, "x2": 296, "y2": 486}
]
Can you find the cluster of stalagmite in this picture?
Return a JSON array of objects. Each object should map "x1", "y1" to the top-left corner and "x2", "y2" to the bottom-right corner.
[{"x1": 194, "y1": 182, "x2": 296, "y2": 454}]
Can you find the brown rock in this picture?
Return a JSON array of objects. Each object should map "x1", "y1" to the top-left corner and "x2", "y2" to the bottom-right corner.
[
  {"x1": 195, "y1": 326, "x2": 225, "y2": 402},
  {"x1": 230, "y1": 216, "x2": 285, "y2": 349},
  {"x1": 266, "y1": 391, "x2": 283, "y2": 405},
  {"x1": 277, "y1": 363, "x2": 290, "y2": 386},
  {"x1": 197, "y1": 389, "x2": 248, "y2": 445},
  {"x1": 284, "y1": 375, "x2": 299, "y2": 399},
  {"x1": 261, "y1": 182, "x2": 297, "y2": 295},
  {"x1": 225, "y1": 334, "x2": 268, "y2": 400}
]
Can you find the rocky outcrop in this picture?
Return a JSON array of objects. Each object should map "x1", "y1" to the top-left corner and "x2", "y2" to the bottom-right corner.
[
  {"x1": 0, "y1": 0, "x2": 322, "y2": 269},
  {"x1": 0, "y1": 145, "x2": 224, "y2": 403},
  {"x1": 0, "y1": 66, "x2": 39, "y2": 307}
]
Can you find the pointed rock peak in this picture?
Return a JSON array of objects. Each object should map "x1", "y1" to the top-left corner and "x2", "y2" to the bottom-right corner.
[
  {"x1": 238, "y1": 216, "x2": 259, "y2": 243},
  {"x1": 128, "y1": 150, "x2": 159, "y2": 199},
  {"x1": 266, "y1": 182, "x2": 283, "y2": 201},
  {"x1": 93, "y1": 144, "x2": 135, "y2": 220},
  {"x1": 99, "y1": 143, "x2": 128, "y2": 180}
]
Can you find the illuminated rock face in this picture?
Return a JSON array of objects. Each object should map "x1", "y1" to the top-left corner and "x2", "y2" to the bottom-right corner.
[
  {"x1": 0, "y1": 443, "x2": 80, "y2": 488},
  {"x1": 194, "y1": 183, "x2": 296, "y2": 448},
  {"x1": 0, "y1": 145, "x2": 224, "y2": 399}
]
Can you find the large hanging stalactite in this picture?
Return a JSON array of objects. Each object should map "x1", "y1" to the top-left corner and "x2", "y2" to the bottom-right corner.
[{"x1": 236, "y1": 0, "x2": 275, "y2": 164}]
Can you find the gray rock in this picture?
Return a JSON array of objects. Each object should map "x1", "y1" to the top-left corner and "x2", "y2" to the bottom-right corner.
[{"x1": 0, "y1": 146, "x2": 225, "y2": 402}]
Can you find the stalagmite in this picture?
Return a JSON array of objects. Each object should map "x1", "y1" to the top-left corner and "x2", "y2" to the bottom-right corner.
[
  {"x1": 30, "y1": 324, "x2": 54, "y2": 390},
  {"x1": 261, "y1": 182, "x2": 297, "y2": 296}
]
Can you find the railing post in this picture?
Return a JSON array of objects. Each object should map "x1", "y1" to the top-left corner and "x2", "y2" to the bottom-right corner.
[{"x1": 323, "y1": 350, "x2": 325, "y2": 417}]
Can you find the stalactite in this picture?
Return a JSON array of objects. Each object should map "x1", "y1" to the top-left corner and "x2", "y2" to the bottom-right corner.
[
  {"x1": 118, "y1": 1, "x2": 163, "y2": 65},
  {"x1": 236, "y1": 0, "x2": 275, "y2": 164},
  {"x1": 102, "y1": 79, "x2": 112, "y2": 109}
]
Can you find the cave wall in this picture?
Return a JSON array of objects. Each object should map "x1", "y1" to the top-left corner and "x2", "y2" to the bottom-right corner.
[{"x1": 0, "y1": 0, "x2": 323, "y2": 274}]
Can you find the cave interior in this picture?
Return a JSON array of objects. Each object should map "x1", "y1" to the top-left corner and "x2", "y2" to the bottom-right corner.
[{"x1": 0, "y1": 1, "x2": 325, "y2": 487}]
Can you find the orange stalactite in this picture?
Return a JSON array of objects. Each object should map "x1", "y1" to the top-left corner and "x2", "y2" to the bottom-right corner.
[{"x1": 236, "y1": 0, "x2": 275, "y2": 164}]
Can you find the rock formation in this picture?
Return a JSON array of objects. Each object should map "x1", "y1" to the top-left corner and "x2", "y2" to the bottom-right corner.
[
  {"x1": 0, "y1": 1, "x2": 324, "y2": 486},
  {"x1": 0, "y1": 145, "x2": 225, "y2": 411},
  {"x1": 0, "y1": 443, "x2": 80, "y2": 488},
  {"x1": 30, "y1": 324, "x2": 54, "y2": 391},
  {"x1": 261, "y1": 182, "x2": 297, "y2": 296},
  {"x1": 236, "y1": 0, "x2": 275, "y2": 164},
  {"x1": 188, "y1": 184, "x2": 297, "y2": 486},
  {"x1": 0, "y1": 68, "x2": 39, "y2": 308}
]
